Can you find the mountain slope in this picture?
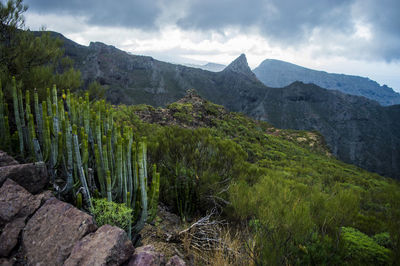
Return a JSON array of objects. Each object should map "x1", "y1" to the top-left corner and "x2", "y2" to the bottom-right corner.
[
  {"x1": 52, "y1": 32, "x2": 400, "y2": 179},
  {"x1": 253, "y1": 59, "x2": 400, "y2": 106}
]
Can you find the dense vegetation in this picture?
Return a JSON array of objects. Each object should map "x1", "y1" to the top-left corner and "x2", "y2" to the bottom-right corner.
[
  {"x1": 1, "y1": 1, "x2": 400, "y2": 264},
  {"x1": 114, "y1": 96, "x2": 400, "y2": 264}
]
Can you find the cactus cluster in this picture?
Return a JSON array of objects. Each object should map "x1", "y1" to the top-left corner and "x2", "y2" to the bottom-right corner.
[{"x1": 0, "y1": 77, "x2": 160, "y2": 234}]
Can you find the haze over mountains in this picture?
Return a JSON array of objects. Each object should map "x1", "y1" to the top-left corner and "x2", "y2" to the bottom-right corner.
[
  {"x1": 51, "y1": 32, "x2": 400, "y2": 180},
  {"x1": 253, "y1": 59, "x2": 400, "y2": 106}
]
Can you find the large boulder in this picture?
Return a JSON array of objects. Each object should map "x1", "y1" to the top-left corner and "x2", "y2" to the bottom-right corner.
[
  {"x1": 128, "y1": 245, "x2": 166, "y2": 266},
  {"x1": 64, "y1": 224, "x2": 134, "y2": 266},
  {"x1": 22, "y1": 198, "x2": 97, "y2": 265},
  {"x1": 0, "y1": 162, "x2": 48, "y2": 194},
  {"x1": 0, "y1": 179, "x2": 42, "y2": 226},
  {"x1": 0, "y1": 151, "x2": 18, "y2": 167}
]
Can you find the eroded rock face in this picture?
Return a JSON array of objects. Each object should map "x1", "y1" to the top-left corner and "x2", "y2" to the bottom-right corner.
[
  {"x1": 22, "y1": 198, "x2": 97, "y2": 265},
  {"x1": 0, "y1": 179, "x2": 42, "y2": 226},
  {"x1": 128, "y1": 245, "x2": 166, "y2": 266},
  {"x1": 64, "y1": 224, "x2": 134, "y2": 266},
  {"x1": 0, "y1": 151, "x2": 18, "y2": 167},
  {"x1": 0, "y1": 162, "x2": 48, "y2": 194}
]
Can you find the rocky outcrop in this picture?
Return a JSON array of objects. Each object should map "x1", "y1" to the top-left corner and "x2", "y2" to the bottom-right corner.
[
  {"x1": 65, "y1": 224, "x2": 134, "y2": 266},
  {"x1": 0, "y1": 218, "x2": 25, "y2": 257},
  {"x1": 22, "y1": 198, "x2": 97, "y2": 265},
  {"x1": 0, "y1": 162, "x2": 48, "y2": 194},
  {"x1": 128, "y1": 245, "x2": 166, "y2": 266}
]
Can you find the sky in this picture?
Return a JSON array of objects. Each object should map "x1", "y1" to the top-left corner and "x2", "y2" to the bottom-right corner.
[{"x1": 23, "y1": 0, "x2": 400, "y2": 92}]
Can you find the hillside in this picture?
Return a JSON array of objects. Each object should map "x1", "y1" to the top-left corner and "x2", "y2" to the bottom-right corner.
[
  {"x1": 49, "y1": 32, "x2": 400, "y2": 180},
  {"x1": 113, "y1": 91, "x2": 400, "y2": 264},
  {"x1": 253, "y1": 59, "x2": 400, "y2": 106}
]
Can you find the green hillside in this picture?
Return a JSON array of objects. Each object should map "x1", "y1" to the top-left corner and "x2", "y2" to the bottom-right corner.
[{"x1": 113, "y1": 90, "x2": 400, "y2": 265}]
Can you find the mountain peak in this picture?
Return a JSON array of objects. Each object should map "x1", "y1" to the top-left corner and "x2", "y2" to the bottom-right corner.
[{"x1": 223, "y1": 54, "x2": 256, "y2": 78}]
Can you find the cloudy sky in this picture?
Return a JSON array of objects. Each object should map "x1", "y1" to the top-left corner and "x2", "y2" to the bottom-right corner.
[{"x1": 23, "y1": 0, "x2": 400, "y2": 92}]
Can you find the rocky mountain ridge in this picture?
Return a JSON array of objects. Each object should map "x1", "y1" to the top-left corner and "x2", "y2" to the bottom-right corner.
[
  {"x1": 253, "y1": 59, "x2": 400, "y2": 106},
  {"x1": 49, "y1": 31, "x2": 400, "y2": 180}
]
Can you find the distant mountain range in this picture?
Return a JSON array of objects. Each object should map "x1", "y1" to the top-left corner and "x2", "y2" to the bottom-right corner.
[
  {"x1": 183, "y1": 62, "x2": 226, "y2": 72},
  {"x1": 253, "y1": 59, "x2": 400, "y2": 106},
  {"x1": 50, "y1": 31, "x2": 400, "y2": 180}
]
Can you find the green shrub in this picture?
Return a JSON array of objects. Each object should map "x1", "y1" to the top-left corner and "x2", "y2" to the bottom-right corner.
[
  {"x1": 91, "y1": 198, "x2": 133, "y2": 232},
  {"x1": 341, "y1": 227, "x2": 391, "y2": 265}
]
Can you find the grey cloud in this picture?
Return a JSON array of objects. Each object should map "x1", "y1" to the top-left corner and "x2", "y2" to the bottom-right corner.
[
  {"x1": 177, "y1": 0, "x2": 400, "y2": 61},
  {"x1": 24, "y1": 0, "x2": 161, "y2": 29},
  {"x1": 177, "y1": 0, "x2": 354, "y2": 43},
  {"x1": 24, "y1": 0, "x2": 400, "y2": 61}
]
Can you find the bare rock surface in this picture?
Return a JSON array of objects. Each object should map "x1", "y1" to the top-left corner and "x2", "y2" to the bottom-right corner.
[
  {"x1": 166, "y1": 255, "x2": 186, "y2": 266},
  {"x1": 0, "y1": 162, "x2": 48, "y2": 194},
  {"x1": 64, "y1": 224, "x2": 133, "y2": 266},
  {"x1": 22, "y1": 197, "x2": 97, "y2": 265},
  {"x1": 0, "y1": 151, "x2": 18, "y2": 167},
  {"x1": 128, "y1": 245, "x2": 166, "y2": 266},
  {"x1": 0, "y1": 218, "x2": 25, "y2": 257},
  {"x1": 0, "y1": 179, "x2": 41, "y2": 226}
]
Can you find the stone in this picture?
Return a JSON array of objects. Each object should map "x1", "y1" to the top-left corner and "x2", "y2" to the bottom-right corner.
[
  {"x1": 22, "y1": 198, "x2": 97, "y2": 265},
  {"x1": 0, "y1": 179, "x2": 41, "y2": 226},
  {"x1": 166, "y1": 255, "x2": 186, "y2": 266},
  {"x1": 0, "y1": 218, "x2": 25, "y2": 257},
  {"x1": 0, "y1": 162, "x2": 48, "y2": 194},
  {"x1": 0, "y1": 151, "x2": 18, "y2": 167},
  {"x1": 64, "y1": 224, "x2": 134, "y2": 266},
  {"x1": 128, "y1": 245, "x2": 165, "y2": 266},
  {"x1": 0, "y1": 258, "x2": 13, "y2": 266}
]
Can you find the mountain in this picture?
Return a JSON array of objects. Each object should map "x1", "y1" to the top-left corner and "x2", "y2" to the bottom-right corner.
[
  {"x1": 51, "y1": 32, "x2": 400, "y2": 179},
  {"x1": 253, "y1": 59, "x2": 400, "y2": 106},
  {"x1": 183, "y1": 62, "x2": 226, "y2": 72}
]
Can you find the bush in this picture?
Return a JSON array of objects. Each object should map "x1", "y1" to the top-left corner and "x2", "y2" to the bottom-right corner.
[
  {"x1": 90, "y1": 198, "x2": 133, "y2": 232},
  {"x1": 341, "y1": 227, "x2": 391, "y2": 265}
]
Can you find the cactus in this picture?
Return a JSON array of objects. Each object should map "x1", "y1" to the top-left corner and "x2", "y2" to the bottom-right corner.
[
  {"x1": 2, "y1": 79, "x2": 160, "y2": 233},
  {"x1": 73, "y1": 124, "x2": 92, "y2": 209},
  {"x1": 11, "y1": 78, "x2": 24, "y2": 156},
  {"x1": 135, "y1": 141, "x2": 148, "y2": 232}
]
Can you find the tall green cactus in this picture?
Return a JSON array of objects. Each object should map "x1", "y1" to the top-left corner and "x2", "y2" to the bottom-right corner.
[
  {"x1": 2, "y1": 79, "x2": 161, "y2": 234},
  {"x1": 11, "y1": 77, "x2": 24, "y2": 156}
]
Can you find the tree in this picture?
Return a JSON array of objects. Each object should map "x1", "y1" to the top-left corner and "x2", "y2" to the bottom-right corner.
[{"x1": 0, "y1": 0, "x2": 82, "y2": 98}]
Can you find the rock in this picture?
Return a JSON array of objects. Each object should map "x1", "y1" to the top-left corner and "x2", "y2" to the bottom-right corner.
[
  {"x1": 0, "y1": 258, "x2": 13, "y2": 266},
  {"x1": 166, "y1": 255, "x2": 186, "y2": 266},
  {"x1": 0, "y1": 151, "x2": 18, "y2": 167},
  {"x1": 128, "y1": 245, "x2": 166, "y2": 266},
  {"x1": 0, "y1": 162, "x2": 48, "y2": 194},
  {"x1": 64, "y1": 224, "x2": 134, "y2": 266},
  {"x1": 0, "y1": 218, "x2": 25, "y2": 257},
  {"x1": 22, "y1": 198, "x2": 97, "y2": 265},
  {"x1": 0, "y1": 179, "x2": 42, "y2": 226}
]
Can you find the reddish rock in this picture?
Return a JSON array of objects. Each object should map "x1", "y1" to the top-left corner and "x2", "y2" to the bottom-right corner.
[
  {"x1": 128, "y1": 245, "x2": 165, "y2": 266},
  {"x1": 166, "y1": 255, "x2": 186, "y2": 266},
  {"x1": 22, "y1": 198, "x2": 97, "y2": 265},
  {"x1": 0, "y1": 179, "x2": 41, "y2": 226},
  {"x1": 0, "y1": 218, "x2": 25, "y2": 257},
  {"x1": 64, "y1": 224, "x2": 134, "y2": 266},
  {"x1": 0, "y1": 151, "x2": 18, "y2": 167},
  {"x1": 0, "y1": 162, "x2": 48, "y2": 194}
]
